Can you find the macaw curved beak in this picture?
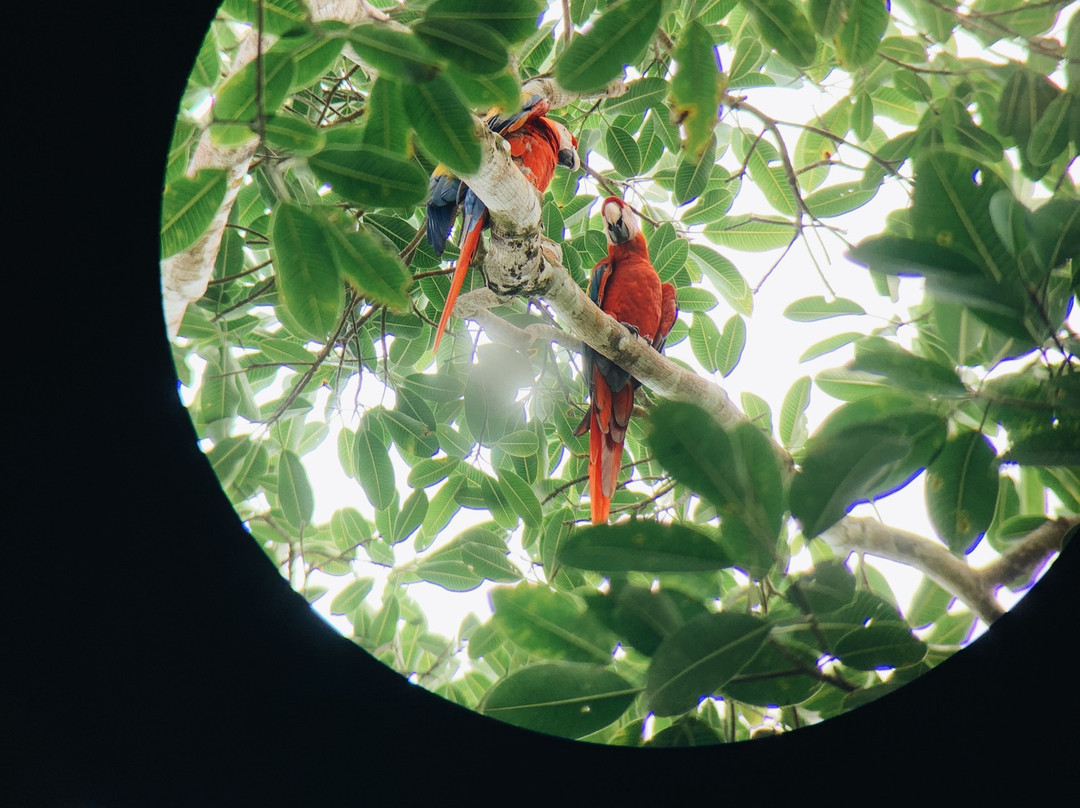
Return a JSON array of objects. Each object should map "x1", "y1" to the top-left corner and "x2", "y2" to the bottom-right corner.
[
  {"x1": 557, "y1": 147, "x2": 579, "y2": 170},
  {"x1": 606, "y1": 216, "x2": 631, "y2": 244}
]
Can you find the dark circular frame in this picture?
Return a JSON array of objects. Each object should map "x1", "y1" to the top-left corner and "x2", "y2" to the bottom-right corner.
[{"x1": 16, "y1": 3, "x2": 1076, "y2": 804}]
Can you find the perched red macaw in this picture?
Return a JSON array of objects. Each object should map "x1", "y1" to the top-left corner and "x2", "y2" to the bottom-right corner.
[
  {"x1": 426, "y1": 94, "x2": 580, "y2": 351},
  {"x1": 575, "y1": 197, "x2": 678, "y2": 525}
]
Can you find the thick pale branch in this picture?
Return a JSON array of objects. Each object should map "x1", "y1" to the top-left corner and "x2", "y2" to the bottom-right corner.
[
  {"x1": 979, "y1": 517, "x2": 1075, "y2": 589},
  {"x1": 454, "y1": 288, "x2": 584, "y2": 354},
  {"x1": 822, "y1": 518, "x2": 1005, "y2": 624},
  {"x1": 522, "y1": 76, "x2": 627, "y2": 110},
  {"x1": 821, "y1": 516, "x2": 1076, "y2": 625}
]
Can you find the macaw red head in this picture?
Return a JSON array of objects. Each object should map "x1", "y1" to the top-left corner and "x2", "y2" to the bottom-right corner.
[
  {"x1": 601, "y1": 196, "x2": 640, "y2": 246},
  {"x1": 549, "y1": 119, "x2": 580, "y2": 171}
]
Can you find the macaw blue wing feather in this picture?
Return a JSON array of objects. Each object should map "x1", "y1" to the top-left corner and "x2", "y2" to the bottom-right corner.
[
  {"x1": 425, "y1": 169, "x2": 464, "y2": 257},
  {"x1": 460, "y1": 189, "x2": 486, "y2": 246}
]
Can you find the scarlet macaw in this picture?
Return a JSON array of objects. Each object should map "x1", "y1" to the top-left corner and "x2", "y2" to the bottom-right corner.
[
  {"x1": 575, "y1": 197, "x2": 678, "y2": 525},
  {"x1": 426, "y1": 94, "x2": 580, "y2": 351}
]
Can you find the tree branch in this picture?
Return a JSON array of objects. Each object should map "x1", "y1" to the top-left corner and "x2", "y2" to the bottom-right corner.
[
  {"x1": 820, "y1": 516, "x2": 1075, "y2": 625},
  {"x1": 979, "y1": 517, "x2": 1075, "y2": 590}
]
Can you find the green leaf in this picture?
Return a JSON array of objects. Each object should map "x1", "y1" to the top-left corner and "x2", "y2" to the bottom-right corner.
[
  {"x1": 417, "y1": 477, "x2": 465, "y2": 549},
  {"x1": 320, "y1": 219, "x2": 411, "y2": 312},
  {"x1": 654, "y1": 238, "x2": 690, "y2": 282},
  {"x1": 852, "y1": 92, "x2": 874, "y2": 141},
  {"x1": 849, "y1": 336, "x2": 968, "y2": 398},
  {"x1": 745, "y1": 139, "x2": 796, "y2": 217},
  {"x1": 344, "y1": 23, "x2": 441, "y2": 82},
  {"x1": 160, "y1": 169, "x2": 228, "y2": 257},
  {"x1": 353, "y1": 427, "x2": 397, "y2": 511},
  {"x1": 270, "y1": 202, "x2": 344, "y2": 340},
  {"x1": 498, "y1": 469, "x2": 542, "y2": 528},
  {"x1": 689, "y1": 314, "x2": 725, "y2": 372},
  {"x1": 784, "y1": 296, "x2": 866, "y2": 321},
  {"x1": 496, "y1": 429, "x2": 540, "y2": 457},
  {"x1": 422, "y1": 0, "x2": 544, "y2": 43},
  {"x1": 277, "y1": 450, "x2": 314, "y2": 529},
  {"x1": 383, "y1": 408, "x2": 439, "y2": 458},
  {"x1": 646, "y1": 612, "x2": 771, "y2": 716},
  {"x1": 554, "y1": 0, "x2": 663, "y2": 92},
  {"x1": 791, "y1": 411, "x2": 947, "y2": 537},
  {"x1": 847, "y1": 235, "x2": 1030, "y2": 342},
  {"x1": 728, "y1": 36, "x2": 766, "y2": 84},
  {"x1": 361, "y1": 77, "x2": 409, "y2": 155},
  {"x1": 490, "y1": 584, "x2": 615, "y2": 663},
  {"x1": 939, "y1": 97, "x2": 1004, "y2": 164},
  {"x1": 282, "y1": 31, "x2": 344, "y2": 88},
  {"x1": 723, "y1": 639, "x2": 822, "y2": 707},
  {"x1": 647, "y1": 716, "x2": 723, "y2": 747},
  {"x1": 804, "y1": 182, "x2": 877, "y2": 218},
  {"x1": 413, "y1": 18, "x2": 509, "y2": 75},
  {"x1": 838, "y1": 0, "x2": 889, "y2": 69},
  {"x1": 1027, "y1": 91, "x2": 1073, "y2": 168},
  {"x1": 604, "y1": 125, "x2": 642, "y2": 177},
  {"x1": 911, "y1": 150, "x2": 1016, "y2": 278},
  {"x1": 741, "y1": 0, "x2": 818, "y2": 68},
  {"x1": 997, "y1": 68, "x2": 1059, "y2": 149},
  {"x1": 458, "y1": 538, "x2": 520, "y2": 583},
  {"x1": 688, "y1": 244, "x2": 753, "y2": 315},
  {"x1": 559, "y1": 520, "x2": 735, "y2": 573},
  {"x1": 480, "y1": 662, "x2": 636, "y2": 739},
  {"x1": 407, "y1": 457, "x2": 461, "y2": 489},
  {"x1": 648, "y1": 399, "x2": 736, "y2": 509},
  {"x1": 1028, "y1": 198, "x2": 1080, "y2": 272},
  {"x1": 793, "y1": 97, "x2": 850, "y2": 191},
  {"x1": 833, "y1": 623, "x2": 926, "y2": 671},
  {"x1": 263, "y1": 113, "x2": 326, "y2": 156},
  {"x1": 925, "y1": 430, "x2": 999, "y2": 554},
  {"x1": 790, "y1": 559, "x2": 857, "y2": 614},
  {"x1": 648, "y1": 402, "x2": 785, "y2": 547},
  {"x1": 798, "y1": 332, "x2": 862, "y2": 363},
  {"x1": 403, "y1": 73, "x2": 482, "y2": 173},
  {"x1": 871, "y1": 87, "x2": 921, "y2": 125},
  {"x1": 704, "y1": 215, "x2": 797, "y2": 251},
  {"x1": 308, "y1": 144, "x2": 429, "y2": 208},
  {"x1": 330, "y1": 507, "x2": 372, "y2": 549},
  {"x1": 330, "y1": 577, "x2": 375, "y2": 615},
  {"x1": 716, "y1": 314, "x2": 746, "y2": 377},
  {"x1": 446, "y1": 67, "x2": 521, "y2": 113},
  {"x1": 604, "y1": 76, "x2": 670, "y2": 115},
  {"x1": 213, "y1": 52, "x2": 297, "y2": 128},
  {"x1": 584, "y1": 583, "x2": 706, "y2": 657},
  {"x1": 808, "y1": 0, "x2": 845, "y2": 38},
  {"x1": 1004, "y1": 427, "x2": 1080, "y2": 467},
  {"x1": 670, "y1": 20, "x2": 722, "y2": 159},
  {"x1": 675, "y1": 135, "x2": 717, "y2": 205},
  {"x1": 740, "y1": 391, "x2": 772, "y2": 435},
  {"x1": 392, "y1": 488, "x2": 429, "y2": 544},
  {"x1": 779, "y1": 375, "x2": 811, "y2": 449}
]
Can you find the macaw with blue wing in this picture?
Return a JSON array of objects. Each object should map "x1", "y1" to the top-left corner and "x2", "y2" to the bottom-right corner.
[
  {"x1": 426, "y1": 94, "x2": 580, "y2": 350},
  {"x1": 575, "y1": 197, "x2": 678, "y2": 525}
]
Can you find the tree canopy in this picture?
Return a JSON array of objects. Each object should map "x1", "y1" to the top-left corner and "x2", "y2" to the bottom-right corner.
[{"x1": 161, "y1": 0, "x2": 1077, "y2": 745}]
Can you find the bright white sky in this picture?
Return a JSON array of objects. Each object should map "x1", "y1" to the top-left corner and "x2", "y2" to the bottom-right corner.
[{"x1": 180, "y1": 4, "x2": 1072, "y2": 652}]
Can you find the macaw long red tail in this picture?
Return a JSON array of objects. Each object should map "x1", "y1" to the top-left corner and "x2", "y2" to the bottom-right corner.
[
  {"x1": 433, "y1": 208, "x2": 487, "y2": 352},
  {"x1": 588, "y1": 367, "x2": 634, "y2": 525}
]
